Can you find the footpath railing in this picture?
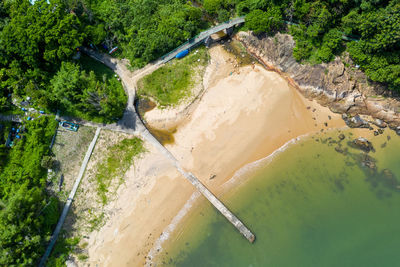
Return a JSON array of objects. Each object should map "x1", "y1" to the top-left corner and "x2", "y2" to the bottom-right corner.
[
  {"x1": 39, "y1": 128, "x2": 101, "y2": 267},
  {"x1": 158, "y1": 16, "x2": 245, "y2": 64}
]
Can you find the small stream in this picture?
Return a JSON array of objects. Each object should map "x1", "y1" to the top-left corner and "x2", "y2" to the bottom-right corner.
[{"x1": 135, "y1": 97, "x2": 176, "y2": 145}]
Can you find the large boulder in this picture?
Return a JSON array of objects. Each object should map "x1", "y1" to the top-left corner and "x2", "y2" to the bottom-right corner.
[
  {"x1": 353, "y1": 137, "x2": 374, "y2": 152},
  {"x1": 371, "y1": 118, "x2": 387, "y2": 128},
  {"x1": 343, "y1": 114, "x2": 370, "y2": 128}
]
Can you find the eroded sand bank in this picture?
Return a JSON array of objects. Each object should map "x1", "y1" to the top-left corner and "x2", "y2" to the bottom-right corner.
[{"x1": 87, "y1": 45, "x2": 345, "y2": 266}]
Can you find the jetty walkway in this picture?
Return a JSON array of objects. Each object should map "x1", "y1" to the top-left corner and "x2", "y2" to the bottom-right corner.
[
  {"x1": 83, "y1": 47, "x2": 256, "y2": 242},
  {"x1": 158, "y1": 16, "x2": 245, "y2": 64}
]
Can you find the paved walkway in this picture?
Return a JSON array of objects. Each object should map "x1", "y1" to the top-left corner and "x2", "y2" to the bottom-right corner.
[
  {"x1": 158, "y1": 17, "x2": 245, "y2": 64},
  {"x1": 39, "y1": 127, "x2": 101, "y2": 267}
]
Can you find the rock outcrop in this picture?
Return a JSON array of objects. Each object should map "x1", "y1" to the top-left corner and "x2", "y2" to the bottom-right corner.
[
  {"x1": 353, "y1": 137, "x2": 374, "y2": 152},
  {"x1": 236, "y1": 32, "x2": 400, "y2": 128}
]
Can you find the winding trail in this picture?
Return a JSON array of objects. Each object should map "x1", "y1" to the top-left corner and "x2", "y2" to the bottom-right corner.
[{"x1": 83, "y1": 48, "x2": 255, "y2": 242}]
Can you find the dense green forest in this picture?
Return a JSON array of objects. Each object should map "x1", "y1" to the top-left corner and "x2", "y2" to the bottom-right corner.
[
  {"x1": 200, "y1": 0, "x2": 399, "y2": 90},
  {"x1": 1, "y1": 0, "x2": 399, "y2": 118},
  {"x1": 0, "y1": 0, "x2": 399, "y2": 265},
  {"x1": 0, "y1": 117, "x2": 58, "y2": 265}
]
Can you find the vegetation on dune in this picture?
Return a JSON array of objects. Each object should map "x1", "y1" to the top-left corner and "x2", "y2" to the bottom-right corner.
[
  {"x1": 95, "y1": 137, "x2": 145, "y2": 205},
  {"x1": 137, "y1": 47, "x2": 209, "y2": 107},
  {"x1": 46, "y1": 235, "x2": 80, "y2": 267}
]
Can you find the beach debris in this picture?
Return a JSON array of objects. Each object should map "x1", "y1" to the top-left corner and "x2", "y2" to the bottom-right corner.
[
  {"x1": 338, "y1": 133, "x2": 345, "y2": 140},
  {"x1": 328, "y1": 115, "x2": 332, "y2": 120},
  {"x1": 374, "y1": 130, "x2": 379, "y2": 136},
  {"x1": 307, "y1": 106, "x2": 311, "y2": 109},
  {"x1": 210, "y1": 174, "x2": 216, "y2": 180},
  {"x1": 352, "y1": 137, "x2": 374, "y2": 152},
  {"x1": 324, "y1": 122, "x2": 328, "y2": 127}
]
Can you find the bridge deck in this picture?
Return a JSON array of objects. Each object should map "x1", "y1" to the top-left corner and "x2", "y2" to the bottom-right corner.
[{"x1": 158, "y1": 17, "x2": 245, "y2": 64}]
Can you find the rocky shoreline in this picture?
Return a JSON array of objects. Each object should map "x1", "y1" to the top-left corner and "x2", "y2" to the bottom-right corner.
[{"x1": 236, "y1": 32, "x2": 400, "y2": 133}]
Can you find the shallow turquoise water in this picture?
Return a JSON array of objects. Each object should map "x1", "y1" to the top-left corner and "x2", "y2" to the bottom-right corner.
[{"x1": 157, "y1": 129, "x2": 400, "y2": 267}]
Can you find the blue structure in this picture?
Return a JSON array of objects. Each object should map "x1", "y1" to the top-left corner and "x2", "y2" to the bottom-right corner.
[
  {"x1": 59, "y1": 121, "x2": 79, "y2": 132},
  {"x1": 175, "y1": 49, "x2": 189, "y2": 59}
]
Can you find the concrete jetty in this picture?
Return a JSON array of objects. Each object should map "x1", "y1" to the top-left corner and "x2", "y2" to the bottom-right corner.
[
  {"x1": 185, "y1": 172, "x2": 255, "y2": 242},
  {"x1": 138, "y1": 124, "x2": 256, "y2": 243}
]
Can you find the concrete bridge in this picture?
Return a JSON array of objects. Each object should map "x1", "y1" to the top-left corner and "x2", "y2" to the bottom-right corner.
[{"x1": 158, "y1": 16, "x2": 245, "y2": 64}]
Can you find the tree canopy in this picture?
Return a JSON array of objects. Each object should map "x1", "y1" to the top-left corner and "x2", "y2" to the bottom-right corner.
[
  {"x1": 0, "y1": 117, "x2": 58, "y2": 266},
  {"x1": 0, "y1": 0, "x2": 399, "y2": 264}
]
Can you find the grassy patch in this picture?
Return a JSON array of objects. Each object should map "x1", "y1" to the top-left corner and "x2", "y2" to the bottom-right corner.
[
  {"x1": 95, "y1": 137, "x2": 145, "y2": 205},
  {"x1": 137, "y1": 47, "x2": 209, "y2": 107},
  {"x1": 88, "y1": 211, "x2": 105, "y2": 232},
  {"x1": 46, "y1": 235, "x2": 80, "y2": 267}
]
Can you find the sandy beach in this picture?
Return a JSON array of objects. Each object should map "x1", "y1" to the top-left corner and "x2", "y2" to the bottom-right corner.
[{"x1": 86, "y1": 44, "x2": 345, "y2": 266}]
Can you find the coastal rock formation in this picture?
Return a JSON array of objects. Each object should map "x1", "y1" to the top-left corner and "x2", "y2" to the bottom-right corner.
[
  {"x1": 342, "y1": 114, "x2": 370, "y2": 128},
  {"x1": 237, "y1": 32, "x2": 400, "y2": 127},
  {"x1": 352, "y1": 137, "x2": 374, "y2": 152},
  {"x1": 360, "y1": 154, "x2": 377, "y2": 170}
]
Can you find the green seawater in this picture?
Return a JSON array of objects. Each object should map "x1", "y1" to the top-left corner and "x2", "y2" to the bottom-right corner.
[{"x1": 157, "y1": 129, "x2": 400, "y2": 267}]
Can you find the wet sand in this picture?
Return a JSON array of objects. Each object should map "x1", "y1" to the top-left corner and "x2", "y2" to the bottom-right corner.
[{"x1": 87, "y1": 45, "x2": 345, "y2": 266}]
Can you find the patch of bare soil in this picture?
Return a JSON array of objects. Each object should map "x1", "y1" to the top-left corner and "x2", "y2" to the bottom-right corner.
[
  {"x1": 50, "y1": 126, "x2": 96, "y2": 200},
  {"x1": 62, "y1": 130, "x2": 142, "y2": 263}
]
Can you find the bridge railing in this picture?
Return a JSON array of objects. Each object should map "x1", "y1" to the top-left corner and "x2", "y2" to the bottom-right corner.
[{"x1": 158, "y1": 16, "x2": 245, "y2": 63}]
